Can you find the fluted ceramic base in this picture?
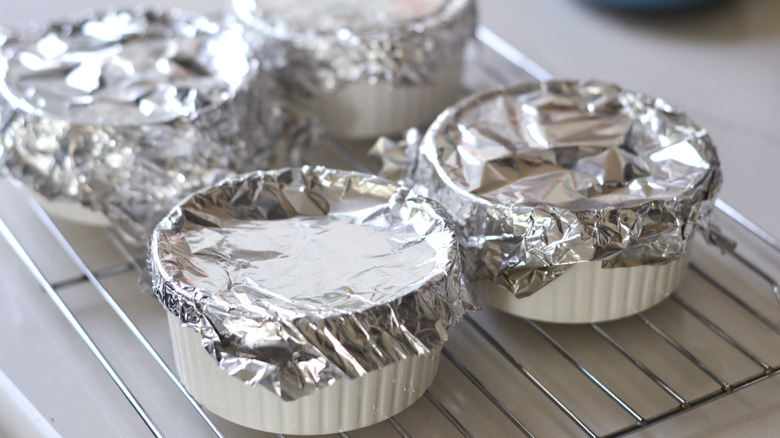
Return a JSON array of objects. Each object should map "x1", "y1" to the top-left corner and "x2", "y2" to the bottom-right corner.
[
  {"x1": 167, "y1": 315, "x2": 440, "y2": 434},
  {"x1": 477, "y1": 254, "x2": 690, "y2": 324}
]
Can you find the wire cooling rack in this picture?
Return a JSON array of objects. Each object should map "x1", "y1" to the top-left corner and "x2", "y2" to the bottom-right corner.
[{"x1": 1, "y1": 28, "x2": 779, "y2": 438}]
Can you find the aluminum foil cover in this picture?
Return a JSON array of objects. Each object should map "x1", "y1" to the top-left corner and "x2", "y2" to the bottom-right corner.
[
  {"x1": 149, "y1": 166, "x2": 476, "y2": 401},
  {"x1": 0, "y1": 8, "x2": 316, "y2": 247},
  {"x1": 414, "y1": 80, "x2": 725, "y2": 296},
  {"x1": 231, "y1": 0, "x2": 476, "y2": 93}
]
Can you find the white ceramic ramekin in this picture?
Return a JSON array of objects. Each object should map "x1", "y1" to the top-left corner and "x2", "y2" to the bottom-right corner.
[
  {"x1": 476, "y1": 251, "x2": 691, "y2": 324},
  {"x1": 167, "y1": 315, "x2": 440, "y2": 435},
  {"x1": 151, "y1": 168, "x2": 474, "y2": 435}
]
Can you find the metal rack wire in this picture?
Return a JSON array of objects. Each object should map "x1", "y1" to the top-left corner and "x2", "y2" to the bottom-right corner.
[{"x1": 1, "y1": 29, "x2": 779, "y2": 438}]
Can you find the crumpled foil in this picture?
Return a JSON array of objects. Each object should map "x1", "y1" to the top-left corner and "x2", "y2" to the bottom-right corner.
[
  {"x1": 0, "y1": 8, "x2": 317, "y2": 247},
  {"x1": 231, "y1": 0, "x2": 476, "y2": 93},
  {"x1": 405, "y1": 80, "x2": 731, "y2": 297},
  {"x1": 369, "y1": 127, "x2": 422, "y2": 181},
  {"x1": 149, "y1": 166, "x2": 476, "y2": 401}
]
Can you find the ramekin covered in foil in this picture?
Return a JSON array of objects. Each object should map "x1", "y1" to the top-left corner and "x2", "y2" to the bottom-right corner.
[
  {"x1": 414, "y1": 80, "x2": 725, "y2": 323},
  {"x1": 149, "y1": 166, "x2": 475, "y2": 434},
  {"x1": 232, "y1": 0, "x2": 476, "y2": 139},
  {"x1": 0, "y1": 8, "x2": 312, "y2": 246}
]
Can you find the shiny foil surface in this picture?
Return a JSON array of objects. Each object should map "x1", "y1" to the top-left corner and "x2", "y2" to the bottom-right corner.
[
  {"x1": 0, "y1": 8, "x2": 315, "y2": 246},
  {"x1": 413, "y1": 80, "x2": 726, "y2": 296},
  {"x1": 231, "y1": 0, "x2": 476, "y2": 93},
  {"x1": 149, "y1": 167, "x2": 476, "y2": 400}
]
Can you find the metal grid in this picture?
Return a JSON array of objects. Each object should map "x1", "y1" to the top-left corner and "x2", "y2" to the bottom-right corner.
[{"x1": 1, "y1": 29, "x2": 779, "y2": 438}]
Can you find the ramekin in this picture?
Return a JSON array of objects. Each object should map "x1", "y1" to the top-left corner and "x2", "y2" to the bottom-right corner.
[
  {"x1": 150, "y1": 166, "x2": 475, "y2": 434},
  {"x1": 232, "y1": 0, "x2": 475, "y2": 140},
  {"x1": 413, "y1": 80, "x2": 724, "y2": 323}
]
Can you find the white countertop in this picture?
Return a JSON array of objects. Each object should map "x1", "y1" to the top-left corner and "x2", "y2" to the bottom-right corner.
[{"x1": 1, "y1": 0, "x2": 779, "y2": 437}]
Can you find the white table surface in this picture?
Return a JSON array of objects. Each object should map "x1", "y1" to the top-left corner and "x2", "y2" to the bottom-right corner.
[{"x1": 1, "y1": 0, "x2": 778, "y2": 437}]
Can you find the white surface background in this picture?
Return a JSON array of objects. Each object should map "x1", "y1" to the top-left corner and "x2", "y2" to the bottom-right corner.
[{"x1": 1, "y1": 0, "x2": 779, "y2": 437}]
